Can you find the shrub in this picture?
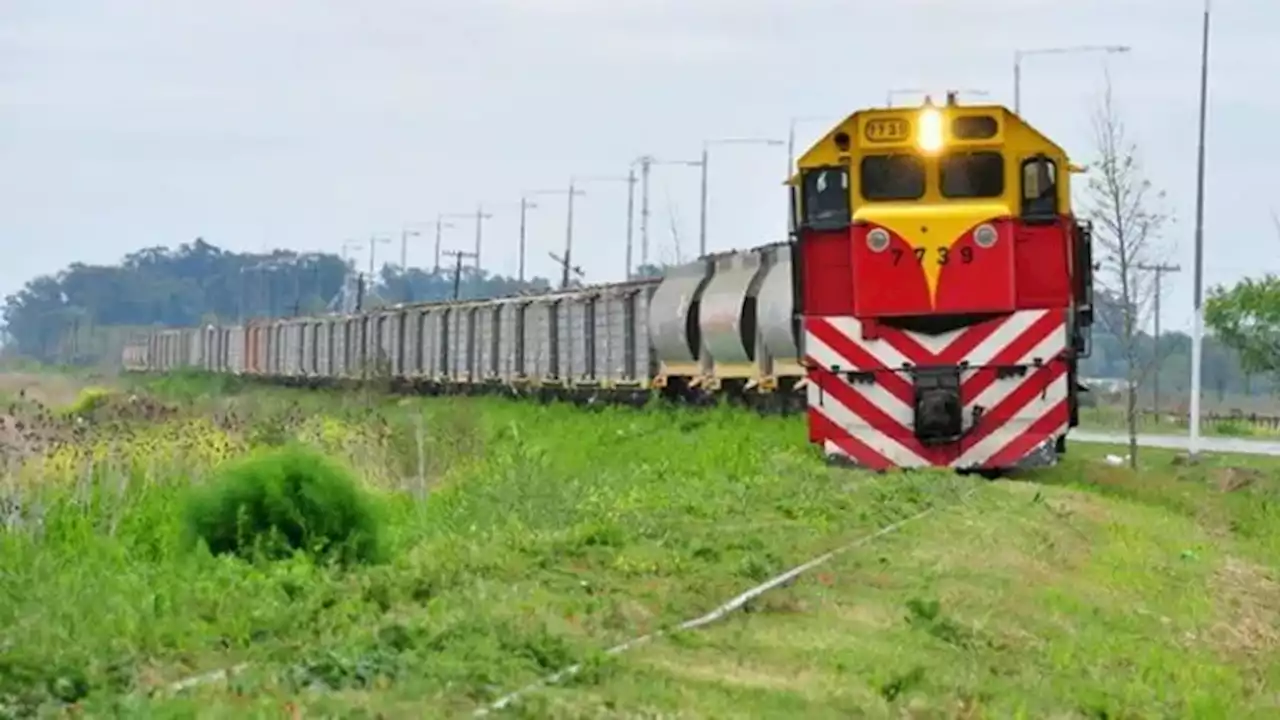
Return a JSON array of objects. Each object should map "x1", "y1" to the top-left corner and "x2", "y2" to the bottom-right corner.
[
  {"x1": 183, "y1": 444, "x2": 386, "y2": 566},
  {"x1": 63, "y1": 386, "x2": 116, "y2": 417}
]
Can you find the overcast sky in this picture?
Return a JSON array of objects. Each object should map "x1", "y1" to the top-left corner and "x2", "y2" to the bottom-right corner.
[{"x1": 2, "y1": 0, "x2": 1275, "y2": 333}]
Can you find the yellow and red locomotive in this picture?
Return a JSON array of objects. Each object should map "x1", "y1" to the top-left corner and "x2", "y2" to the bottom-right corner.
[{"x1": 792, "y1": 93, "x2": 1095, "y2": 471}]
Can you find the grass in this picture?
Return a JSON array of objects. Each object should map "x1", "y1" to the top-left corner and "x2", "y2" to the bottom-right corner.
[{"x1": 0, "y1": 372, "x2": 1278, "y2": 717}]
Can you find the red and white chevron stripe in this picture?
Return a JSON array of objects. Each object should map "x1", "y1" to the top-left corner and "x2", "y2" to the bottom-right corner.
[{"x1": 803, "y1": 309, "x2": 1070, "y2": 470}]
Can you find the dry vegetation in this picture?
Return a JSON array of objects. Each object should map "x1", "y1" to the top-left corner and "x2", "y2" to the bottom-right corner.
[{"x1": 0, "y1": 370, "x2": 1278, "y2": 718}]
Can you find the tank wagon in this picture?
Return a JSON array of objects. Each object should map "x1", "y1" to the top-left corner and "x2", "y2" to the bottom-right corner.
[{"x1": 125, "y1": 96, "x2": 1094, "y2": 473}]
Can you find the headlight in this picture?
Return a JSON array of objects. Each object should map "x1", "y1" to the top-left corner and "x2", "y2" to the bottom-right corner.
[
  {"x1": 867, "y1": 228, "x2": 890, "y2": 252},
  {"x1": 917, "y1": 107, "x2": 944, "y2": 152},
  {"x1": 974, "y1": 223, "x2": 997, "y2": 248}
]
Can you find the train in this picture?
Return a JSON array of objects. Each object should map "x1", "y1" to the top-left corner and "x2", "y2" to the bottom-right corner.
[{"x1": 124, "y1": 94, "x2": 1095, "y2": 474}]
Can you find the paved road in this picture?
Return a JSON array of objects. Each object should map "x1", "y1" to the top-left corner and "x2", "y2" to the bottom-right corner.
[{"x1": 1072, "y1": 430, "x2": 1280, "y2": 456}]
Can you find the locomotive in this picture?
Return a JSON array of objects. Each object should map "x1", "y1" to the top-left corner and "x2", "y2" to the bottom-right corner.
[{"x1": 125, "y1": 95, "x2": 1093, "y2": 473}]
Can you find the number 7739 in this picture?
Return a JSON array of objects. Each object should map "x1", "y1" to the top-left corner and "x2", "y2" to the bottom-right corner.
[{"x1": 890, "y1": 246, "x2": 975, "y2": 266}]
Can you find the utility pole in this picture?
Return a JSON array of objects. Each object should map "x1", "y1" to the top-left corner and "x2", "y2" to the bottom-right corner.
[
  {"x1": 437, "y1": 213, "x2": 469, "y2": 274},
  {"x1": 473, "y1": 205, "x2": 494, "y2": 273},
  {"x1": 548, "y1": 251, "x2": 583, "y2": 289},
  {"x1": 624, "y1": 166, "x2": 637, "y2": 280},
  {"x1": 563, "y1": 179, "x2": 577, "y2": 290},
  {"x1": 443, "y1": 249, "x2": 477, "y2": 300},
  {"x1": 1137, "y1": 262, "x2": 1181, "y2": 414},
  {"x1": 519, "y1": 196, "x2": 537, "y2": 283},
  {"x1": 638, "y1": 156, "x2": 652, "y2": 269}
]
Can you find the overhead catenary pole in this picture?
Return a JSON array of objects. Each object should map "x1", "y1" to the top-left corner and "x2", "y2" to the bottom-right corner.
[
  {"x1": 1189, "y1": 0, "x2": 1212, "y2": 458},
  {"x1": 1136, "y1": 262, "x2": 1181, "y2": 414}
]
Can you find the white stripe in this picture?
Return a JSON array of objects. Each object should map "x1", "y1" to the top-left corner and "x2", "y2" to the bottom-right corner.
[
  {"x1": 963, "y1": 309, "x2": 1052, "y2": 367},
  {"x1": 807, "y1": 384, "x2": 928, "y2": 467},
  {"x1": 820, "y1": 310, "x2": 1062, "y2": 371},
  {"x1": 817, "y1": 317, "x2": 913, "y2": 370},
  {"x1": 965, "y1": 330, "x2": 1068, "y2": 413},
  {"x1": 805, "y1": 333, "x2": 913, "y2": 419},
  {"x1": 953, "y1": 375, "x2": 1068, "y2": 467}
]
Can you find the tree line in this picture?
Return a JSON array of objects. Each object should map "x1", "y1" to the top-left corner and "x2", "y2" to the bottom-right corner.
[{"x1": 0, "y1": 238, "x2": 571, "y2": 365}]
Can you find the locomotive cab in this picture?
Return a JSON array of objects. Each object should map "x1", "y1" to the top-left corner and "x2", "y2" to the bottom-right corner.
[{"x1": 792, "y1": 95, "x2": 1093, "y2": 471}]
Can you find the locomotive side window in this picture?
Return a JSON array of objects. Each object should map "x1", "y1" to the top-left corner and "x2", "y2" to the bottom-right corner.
[
  {"x1": 940, "y1": 151, "x2": 1004, "y2": 198},
  {"x1": 801, "y1": 166, "x2": 851, "y2": 230},
  {"x1": 1021, "y1": 156, "x2": 1059, "y2": 221},
  {"x1": 860, "y1": 154, "x2": 925, "y2": 201}
]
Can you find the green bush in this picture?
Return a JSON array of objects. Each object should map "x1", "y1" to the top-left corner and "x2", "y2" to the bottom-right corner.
[{"x1": 183, "y1": 444, "x2": 386, "y2": 566}]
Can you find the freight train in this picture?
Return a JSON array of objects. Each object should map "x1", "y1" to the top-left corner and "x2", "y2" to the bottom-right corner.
[{"x1": 124, "y1": 95, "x2": 1095, "y2": 473}]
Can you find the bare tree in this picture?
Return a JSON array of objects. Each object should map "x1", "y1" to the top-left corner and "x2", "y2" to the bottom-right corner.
[{"x1": 1081, "y1": 71, "x2": 1174, "y2": 469}]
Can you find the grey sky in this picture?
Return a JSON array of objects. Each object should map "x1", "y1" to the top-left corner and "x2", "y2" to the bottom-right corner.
[{"x1": 2, "y1": 0, "x2": 1275, "y2": 333}]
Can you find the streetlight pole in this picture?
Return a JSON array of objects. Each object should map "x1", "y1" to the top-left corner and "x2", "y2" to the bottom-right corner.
[
  {"x1": 786, "y1": 116, "x2": 836, "y2": 179},
  {"x1": 699, "y1": 137, "x2": 785, "y2": 258},
  {"x1": 633, "y1": 155, "x2": 701, "y2": 271},
  {"x1": 1189, "y1": 0, "x2": 1212, "y2": 458},
  {"x1": 1013, "y1": 44, "x2": 1132, "y2": 114},
  {"x1": 367, "y1": 234, "x2": 391, "y2": 279},
  {"x1": 399, "y1": 226, "x2": 422, "y2": 271},
  {"x1": 523, "y1": 188, "x2": 583, "y2": 286},
  {"x1": 518, "y1": 195, "x2": 536, "y2": 283},
  {"x1": 560, "y1": 173, "x2": 632, "y2": 286},
  {"x1": 472, "y1": 204, "x2": 494, "y2": 273}
]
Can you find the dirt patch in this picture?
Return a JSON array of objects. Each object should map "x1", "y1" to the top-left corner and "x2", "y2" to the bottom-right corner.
[
  {"x1": 1206, "y1": 557, "x2": 1280, "y2": 658},
  {"x1": 1209, "y1": 466, "x2": 1265, "y2": 493},
  {"x1": 0, "y1": 372, "x2": 92, "y2": 409}
]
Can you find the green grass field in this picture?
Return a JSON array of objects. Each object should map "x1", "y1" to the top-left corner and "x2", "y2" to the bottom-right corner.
[{"x1": 1, "y1": 373, "x2": 1278, "y2": 718}]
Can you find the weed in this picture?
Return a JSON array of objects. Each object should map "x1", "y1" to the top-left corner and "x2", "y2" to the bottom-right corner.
[{"x1": 182, "y1": 444, "x2": 386, "y2": 566}]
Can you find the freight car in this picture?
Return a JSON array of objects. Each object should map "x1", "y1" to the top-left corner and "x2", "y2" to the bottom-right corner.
[
  {"x1": 124, "y1": 95, "x2": 1094, "y2": 473},
  {"x1": 124, "y1": 240, "x2": 808, "y2": 407}
]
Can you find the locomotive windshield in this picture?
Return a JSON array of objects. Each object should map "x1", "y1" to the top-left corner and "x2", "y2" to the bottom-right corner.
[
  {"x1": 940, "y1": 151, "x2": 1004, "y2": 198},
  {"x1": 801, "y1": 167, "x2": 850, "y2": 230},
  {"x1": 860, "y1": 154, "x2": 925, "y2": 201}
]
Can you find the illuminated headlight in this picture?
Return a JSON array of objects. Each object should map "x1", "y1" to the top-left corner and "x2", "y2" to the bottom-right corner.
[
  {"x1": 917, "y1": 107, "x2": 944, "y2": 152},
  {"x1": 867, "y1": 228, "x2": 890, "y2": 252},
  {"x1": 974, "y1": 223, "x2": 997, "y2": 248}
]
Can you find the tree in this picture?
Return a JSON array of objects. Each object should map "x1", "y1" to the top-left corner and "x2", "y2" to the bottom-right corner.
[
  {"x1": 1206, "y1": 274, "x2": 1280, "y2": 378},
  {"x1": 1081, "y1": 73, "x2": 1174, "y2": 468},
  {"x1": 1, "y1": 238, "x2": 557, "y2": 366}
]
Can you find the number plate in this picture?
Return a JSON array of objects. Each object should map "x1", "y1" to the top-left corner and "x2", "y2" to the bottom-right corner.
[{"x1": 864, "y1": 118, "x2": 910, "y2": 143}]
